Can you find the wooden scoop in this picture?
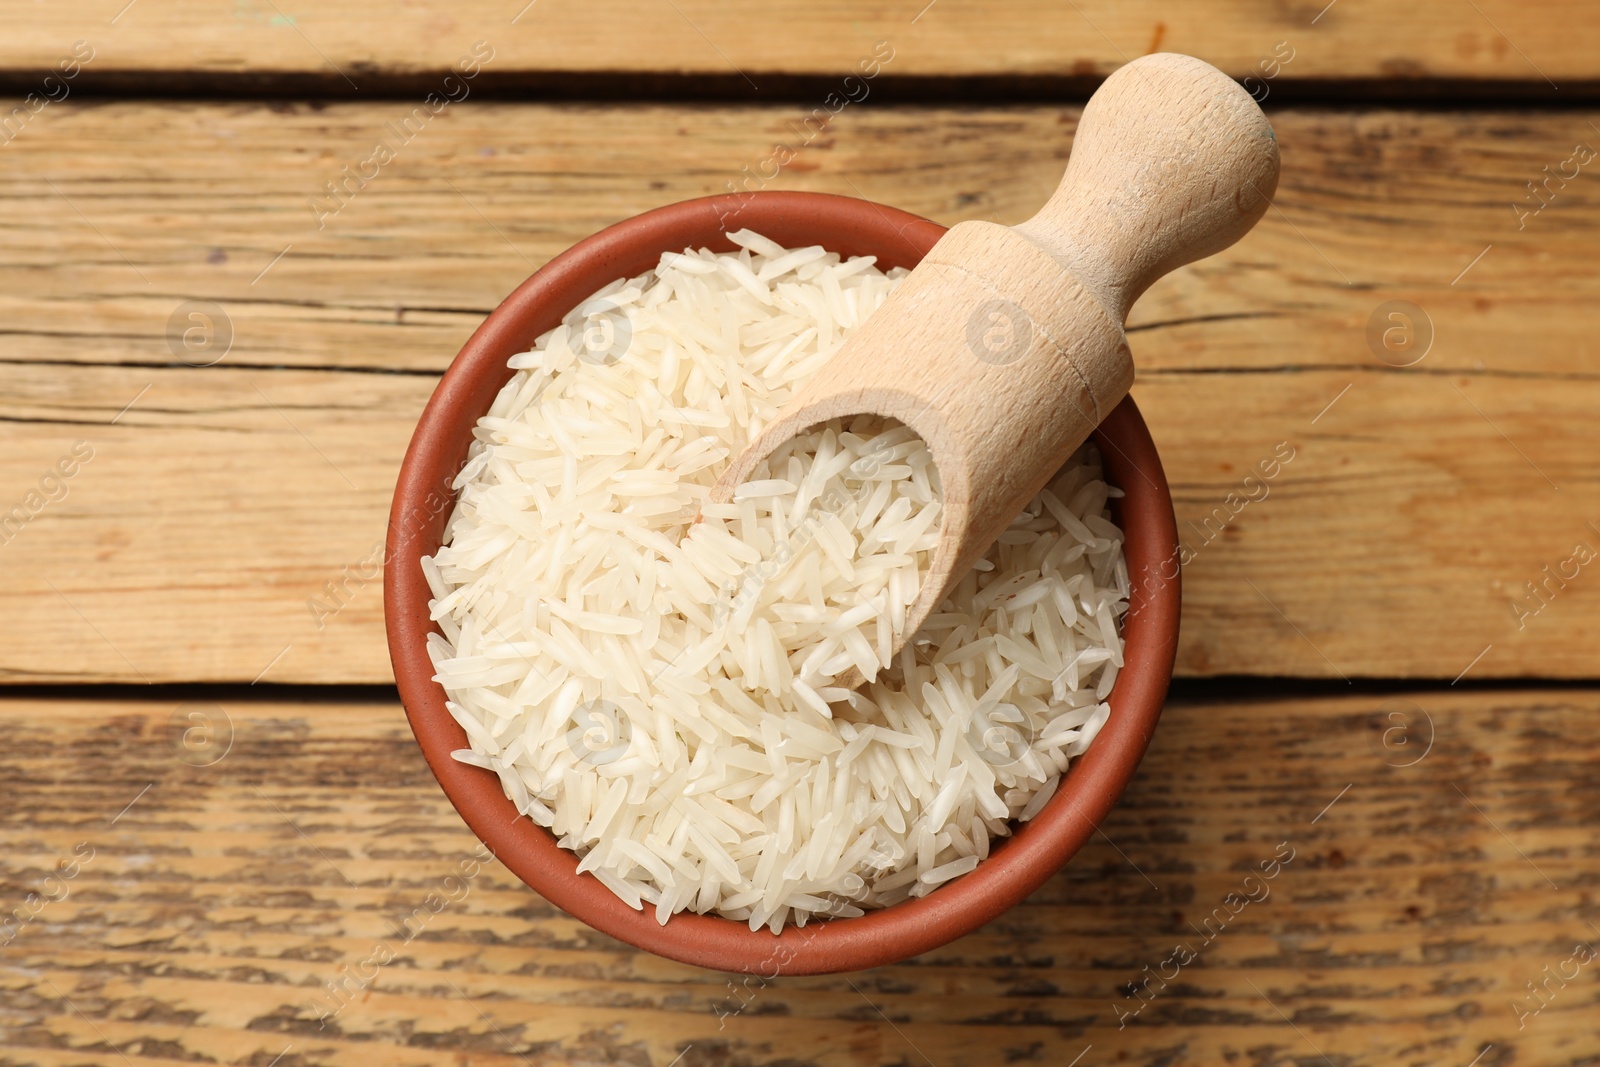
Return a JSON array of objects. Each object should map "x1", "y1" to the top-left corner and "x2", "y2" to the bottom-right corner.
[{"x1": 711, "y1": 53, "x2": 1280, "y2": 686}]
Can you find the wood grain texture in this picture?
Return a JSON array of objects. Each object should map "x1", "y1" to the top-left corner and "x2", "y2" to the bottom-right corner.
[
  {"x1": 0, "y1": 0, "x2": 1595, "y2": 85},
  {"x1": 1, "y1": 688, "x2": 1596, "y2": 1065},
  {"x1": 2, "y1": 102, "x2": 1598, "y2": 683}
]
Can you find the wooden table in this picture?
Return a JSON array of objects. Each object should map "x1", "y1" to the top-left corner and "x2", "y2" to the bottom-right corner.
[{"x1": 3, "y1": 4, "x2": 1598, "y2": 1064}]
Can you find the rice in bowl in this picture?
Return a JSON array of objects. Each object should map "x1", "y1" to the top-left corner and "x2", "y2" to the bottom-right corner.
[{"x1": 424, "y1": 231, "x2": 1129, "y2": 932}]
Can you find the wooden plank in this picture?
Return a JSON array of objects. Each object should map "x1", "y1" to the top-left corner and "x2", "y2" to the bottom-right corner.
[
  {"x1": 1, "y1": 688, "x2": 1596, "y2": 1064},
  {"x1": 1, "y1": 0, "x2": 1595, "y2": 86},
  {"x1": 2, "y1": 102, "x2": 1599, "y2": 683}
]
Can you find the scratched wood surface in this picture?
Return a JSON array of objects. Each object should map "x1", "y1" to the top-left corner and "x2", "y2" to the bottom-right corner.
[
  {"x1": 0, "y1": 0, "x2": 1594, "y2": 87},
  {"x1": 1, "y1": 103, "x2": 1598, "y2": 683},
  {"x1": 1, "y1": 689, "x2": 1595, "y2": 1066},
  {"x1": 4, "y1": 7, "x2": 1599, "y2": 1065}
]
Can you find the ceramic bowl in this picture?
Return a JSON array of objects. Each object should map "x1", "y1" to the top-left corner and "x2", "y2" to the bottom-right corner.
[{"x1": 385, "y1": 191, "x2": 1180, "y2": 975}]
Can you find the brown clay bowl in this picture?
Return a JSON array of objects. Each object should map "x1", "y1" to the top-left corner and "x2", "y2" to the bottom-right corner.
[{"x1": 385, "y1": 191, "x2": 1180, "y2": 975}]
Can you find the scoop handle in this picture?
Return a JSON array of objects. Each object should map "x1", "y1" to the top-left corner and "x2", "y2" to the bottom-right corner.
[{"x1": 1014, "y1": 52, "x2": 1280, "y2": 322}]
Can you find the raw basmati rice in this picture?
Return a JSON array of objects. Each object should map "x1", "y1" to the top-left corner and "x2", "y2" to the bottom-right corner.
[{"x1": 426, "y1": 230, "x2": 1128, "y2": 932}]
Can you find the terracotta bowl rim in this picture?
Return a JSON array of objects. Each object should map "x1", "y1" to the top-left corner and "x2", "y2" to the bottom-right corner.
[{"x1": 384, "y1": 190, "x2": 1181, "y2": 975}]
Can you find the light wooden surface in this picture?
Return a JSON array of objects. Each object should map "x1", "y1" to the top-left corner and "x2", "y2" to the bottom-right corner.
[
  {"x1": 4, "y1": 6, "x2": 1598, "y2": 1064},
  {"x1": 2, "y1": 102, "x2": 1598, "y2": 683},
  {"x1": 2, "y1": 688, "x2": 1595, "y2": 1066},
  {"x1": 1, "y1": 0, "x2": 1594, "y2": 85}
]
